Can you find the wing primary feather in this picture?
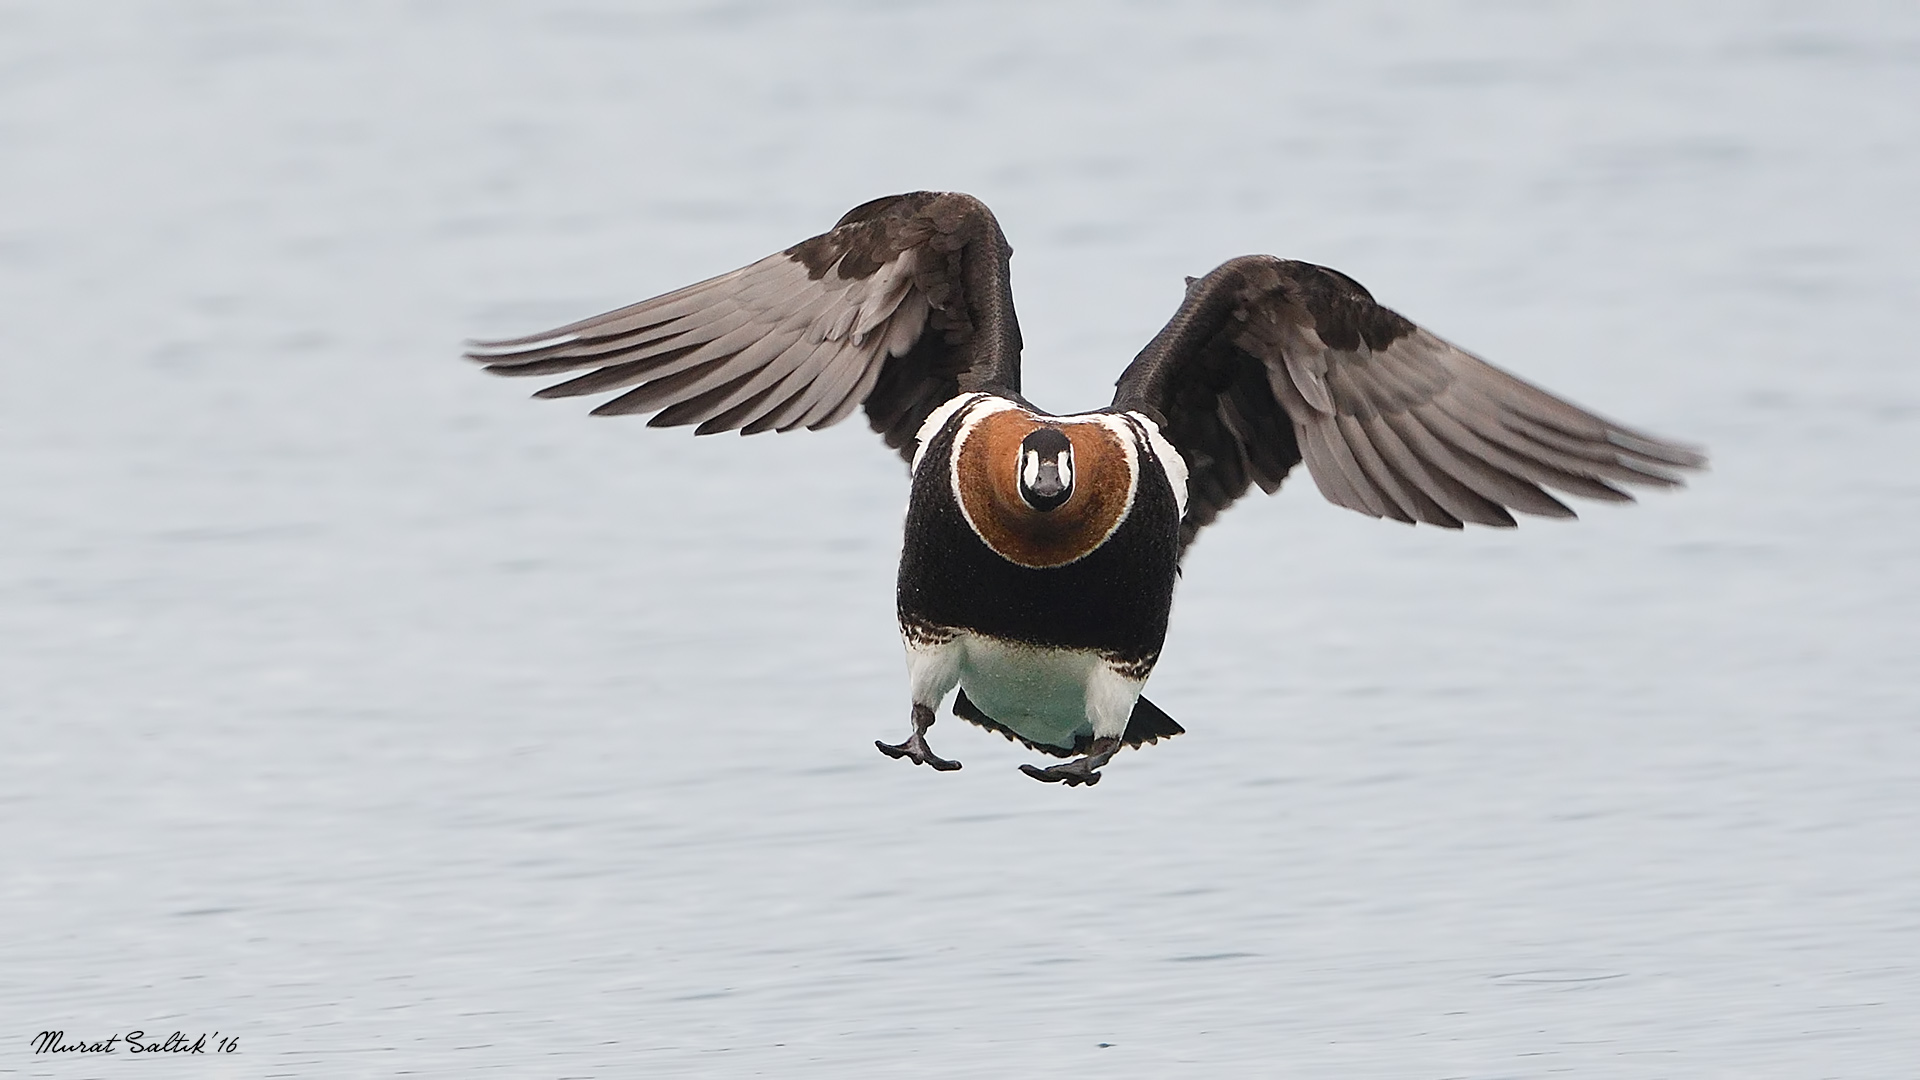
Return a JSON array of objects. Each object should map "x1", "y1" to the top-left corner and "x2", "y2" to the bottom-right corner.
[
  {"x1": 612, "y1": 325, "x2": 810, "y2": 425},
  {"x1": 812, "y1": 353, "x2": 890, "y2": 429},
  {"x1": 850, "y1": 249, "x2": 920, "y2": 340},
  {"x1": 1500, "y1": 411, "x2": 1682, "y2": 484},
  {"x1": 484, "y1": 354, "x2": 632, "y2": 378},
  {"x1": 465, "y1": 331, "x2": 579, "y2": 355},
  {"x1": 524, "y1": 305, "x2": 757, "y2": 393},
  {"x1": 465, "y1": 265, "x2": 759, "y2": 354},
  {"x1": 467, "y1": 314, "x2": 687, "y2": 366},
  {"x1": 474, "y1": 309, "x2": 709, "y2": 371},
  {"x1": 1463, "y1": 361, "x2": 1620, "y2": 439},
  {"x1": 744, "y1": 340, "x2": 851, "y2": 434},
  {"x1": 1433, "y1": 398, "x2": 1635, "y2": 502},
  {"x1": 1319, "y1": 353, "x2": 1383, "y2": 422},
  {"x1": 733, "y1": 339, "x2": 839, "y2": 434},
  {"x1": 1493, "y1": 445, "x2": 1633, "y2": 502},
  {"x1": 1342, "y1": 341, "x2": 1452, "y2": 413},
  {"x1": 1361, "y1": 413, "x2": 1505, "y2": 527},
  {"x1": 1340, "y1": 413, "x2": 1459, "y2": 525},
  {"x1": 1410, "y1": 403, "x2": 1579, "y2": 516},
  {"x1": 1381, "y1": 409, "x2": 1575, "y2": 519},
  {"x1": 771, "y1": 346, "x2": 860, "y2": 431},
  {"x1": 697, "y1": 381, "x2": 788, "y2": 436},
  {"x1": 1280, "y1": 337, "x2": 1336, "y2": 414},
  {"x1": 1331, "y1": 413, "x2": 1422, "y2": 523},
  {"x1": 791, "y1": 342, "x2": 879, "y2": 430},
  {"x1": 649, "y1": 377, "x2": 755, "y2": 428},
  {"x1": 880, "y1": 292, "x2": 932, "y2": 358},
  {"x1": 1293, "y1": 423, "x2": 1363, "y2": 513},
  {"x1": 590, "y1": 356, "x2": 736, "y2": 416},
  {"x1": 654, "y1": 332, "x2": 824, "y2": 430},
  {"x1": 1608, "y1": 428, "x2": 1708, "y2": 469},
  {"x1": 532, "y1": 340, "x2": 706, "y2": 399},
  {"x1": 1300, "y1": 420, "x2": 1393, "y2": 519}
]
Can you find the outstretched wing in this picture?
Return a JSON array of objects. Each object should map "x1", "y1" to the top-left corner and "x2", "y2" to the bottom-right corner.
[
  {"x1": 465, "y1": 192, "x2": 1023, "y2": 461},
  {"x1": 1111, "y1": 255, "x2": 1706, "y2": 549}
]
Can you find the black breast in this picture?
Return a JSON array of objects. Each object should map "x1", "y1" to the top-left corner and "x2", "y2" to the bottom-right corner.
[{"x1": 896, "y1": 415, "x2": 1182, "y2": 664}]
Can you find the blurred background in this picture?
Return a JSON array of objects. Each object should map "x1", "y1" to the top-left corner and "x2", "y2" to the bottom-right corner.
[{"x1": 2, "y1": 2, "x2": 1915, "y2": 1076}]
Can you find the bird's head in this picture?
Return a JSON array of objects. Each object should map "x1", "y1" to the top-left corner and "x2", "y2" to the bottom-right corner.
[{"x1": 1016, "y1": 427, "x2": 1074, "y2": 512}]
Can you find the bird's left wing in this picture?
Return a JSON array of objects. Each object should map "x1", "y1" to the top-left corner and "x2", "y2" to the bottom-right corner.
[
  {"x1": 1111, "y1": 255, "x2": 1706, "y2": 550},
  {"x1": 465, "y1": 192, "x2": 1023, "y2": 462}
]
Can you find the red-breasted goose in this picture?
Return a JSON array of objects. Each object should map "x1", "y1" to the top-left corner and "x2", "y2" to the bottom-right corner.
[{"x1": 466, "y1": 192, "x2": 1705, "y2": 786}]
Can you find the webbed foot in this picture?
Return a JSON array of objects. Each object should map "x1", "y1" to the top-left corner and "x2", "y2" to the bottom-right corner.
[
  {"x1": 876, "y1": 704, "x2": 961, "y2": 771},
  {"x1": 1020, "y1": 736, "x2": 1120, "y2": 787}
]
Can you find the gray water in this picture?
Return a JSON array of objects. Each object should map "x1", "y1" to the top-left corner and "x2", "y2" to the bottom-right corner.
[{"x1": 3, "y1": 2, "x2": 1917, "y2": 1076}]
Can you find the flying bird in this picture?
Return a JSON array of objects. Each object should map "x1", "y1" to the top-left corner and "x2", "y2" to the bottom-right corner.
[{"x1": 466, "y1": 191, "x2": 1704, "y2": 786}]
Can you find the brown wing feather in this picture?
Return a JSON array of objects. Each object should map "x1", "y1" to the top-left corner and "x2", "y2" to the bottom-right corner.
[
  {"x1": 465, "y1": 191, "x2": 1023, "y2": 464},
  {"x1": 1113, "y1": 255, "x2": 1705, "y2": 550}
]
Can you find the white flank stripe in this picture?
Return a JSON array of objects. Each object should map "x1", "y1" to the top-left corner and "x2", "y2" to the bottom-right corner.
[{"x1": 1125, "y1": 410, "x2": 1190, "y2": 517}]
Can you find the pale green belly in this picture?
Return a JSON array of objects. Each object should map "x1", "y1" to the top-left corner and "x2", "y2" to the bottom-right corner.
[{"x1": 956, "y1": 636, "x2": 1105, "y2": 751}]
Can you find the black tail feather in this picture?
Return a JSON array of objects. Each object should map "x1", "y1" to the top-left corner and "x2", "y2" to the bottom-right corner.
[{"x1": 1122, "y1": 693, "x2": 1184, "y2": 746}]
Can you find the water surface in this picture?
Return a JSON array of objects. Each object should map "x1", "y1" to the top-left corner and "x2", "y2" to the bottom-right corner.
[{"x1": 3, "y1": 3, "x2": 1916, "y2": 1076}]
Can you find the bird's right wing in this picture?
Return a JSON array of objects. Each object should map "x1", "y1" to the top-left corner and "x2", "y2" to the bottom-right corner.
[{"x1": 465, "y1": 191, "x2": 1024, "y2": 462}]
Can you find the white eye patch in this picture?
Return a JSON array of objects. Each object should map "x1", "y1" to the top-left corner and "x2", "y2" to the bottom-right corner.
[{"x1": 1020, "y1": 448, "x2": 1074, "y2": 492}]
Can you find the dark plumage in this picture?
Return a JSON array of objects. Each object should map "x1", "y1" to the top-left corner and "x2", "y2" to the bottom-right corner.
[{"x1": 466, "y1": 191, "x2": 1705, "y2": 785}]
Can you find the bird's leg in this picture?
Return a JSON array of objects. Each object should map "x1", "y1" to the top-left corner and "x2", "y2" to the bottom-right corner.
[
  {"x1": 876, "y1": 703, "x2": 962, "y2": 771},
  {"x1": 1020, "y1": 736, "x2": 1121, "y2": 787}
]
